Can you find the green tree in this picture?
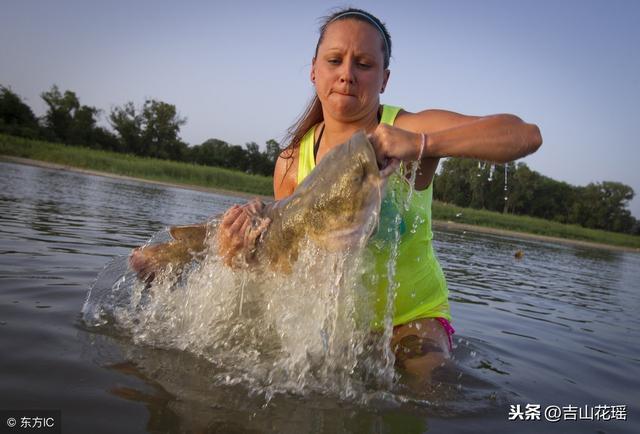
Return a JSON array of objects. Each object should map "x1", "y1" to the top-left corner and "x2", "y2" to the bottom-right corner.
[
  {"x1": 227, "y1": 144, "x2": 248, "y2": 171},
  {"x1": 109, "y1": 102, "x2": 143, "y2": 154},
  {"x1": 110, "y1": 99, "x2": 186, "y2": 159},
  {"x1": 243, "y1": 141, "x2": 262, "y2": 174},
  {"x1": 600, "y1": 181, "x2": 635, "y2": 232},
  {"x1": 505, "y1": 163, "x2": 538, "y2": 214},
  {"x1": 433, "y1": 158, "x2": 475, "y2": 207},
  {"x1": 40, "y1": 85, "x2": 106, "y2": 147},
  {"x1": 0, "y1": 85, "x2": 40, "y2": 138},
  {"x1": 526, "y1": 176, "x2": 575, "y2": 221},
  {"x1": 265, "y1": 139, "x2": 281, "y2": 164},
  {"x1": 189, "y1": 138, "x2": 230, "y2": 167},
  {"x1": 69, "y1": 104, "x2": 100, "y2": 146},
  {"x1": 41, "y1": 85, "x2": 79, "y2": 142},
  {"x1": 140, "y1": 99, "x2": 187, "y2": 160},
  {"x1": 92, "y1": 126, "x2": 121, "y2": 151},
  {"x1": 570, "y1": 182, "x2": 635, "y2": 232}
]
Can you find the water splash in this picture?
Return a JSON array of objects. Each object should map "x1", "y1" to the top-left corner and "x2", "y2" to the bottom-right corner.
[
  {"x1": 504, "y1": 164, "x2": 508, "y2": 201},
  {"x1": 238, "y1": 270, "x2": 248, "y2": 317},
  {"x1": 380, "y1": 188, "x2": 401, "y2": 389},
  {"x1": 404, "y1": 143, "x2": 423, "y2": 210},
  {"x1": 83, "y1": 226, "x2": 394, "y2": 402},
  {"x1": 82, "y1": 164, "x2": 457, "y2": 403}
]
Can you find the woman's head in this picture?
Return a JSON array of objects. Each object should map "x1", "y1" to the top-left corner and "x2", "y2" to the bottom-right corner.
[
  {"x1": 285, "y1": 8, "x2": 392, "y2": 151},
  {"x1": 315, "y1": 9, "x2": 392, "y2": 69},
  {"x1": 312, "y1": 10, "x2": 392, "y2": 122}
]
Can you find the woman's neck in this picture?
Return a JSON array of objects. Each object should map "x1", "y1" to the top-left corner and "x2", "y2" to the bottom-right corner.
[{"x1": 320, "y1": 107, "x2": 380, "y2": 151}]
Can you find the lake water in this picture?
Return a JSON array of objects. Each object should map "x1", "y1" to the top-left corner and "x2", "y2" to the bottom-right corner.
[{"x1": 1, "y1": 160, "x2": 638, "y2": 434}]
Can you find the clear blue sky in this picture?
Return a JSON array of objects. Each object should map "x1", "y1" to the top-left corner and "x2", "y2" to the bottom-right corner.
[{"x1": 2, "y1": 0, "x2": 639, "y2": 217}]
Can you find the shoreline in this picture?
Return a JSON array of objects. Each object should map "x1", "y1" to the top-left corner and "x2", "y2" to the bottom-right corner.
[
  {"x1": 3, "y1": 155, "x2": 638, "y2": 254},
  {"x1": 432, "y1": 221, "x2": 639, "y2": 253},
  {"x1": 1, "y1": 155, "x2": 272, "y2": 201}
]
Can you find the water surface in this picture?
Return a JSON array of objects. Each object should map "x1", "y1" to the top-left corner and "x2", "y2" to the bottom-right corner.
[{"x1": 1, "y1": 161, "x2": 638, "y2": 433}]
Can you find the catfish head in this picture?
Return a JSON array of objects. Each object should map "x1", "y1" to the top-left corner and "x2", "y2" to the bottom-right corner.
[{"x1": 261, "y1": 131, "x2": 388, "y2": 255}]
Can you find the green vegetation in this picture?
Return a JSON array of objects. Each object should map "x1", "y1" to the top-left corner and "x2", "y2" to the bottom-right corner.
[
  {"x1": 434, "y1": 159, "x2": 638, "y2": 234},
  {"x1": 1, "y1": 84, "x2": 280, "y2": 176},
  {"x1": 2, "y1": 134, "x2": 639, "y2": 250},
  {"x1": 432, "y1": 201, "x2": 640, "y2": 249},
  {"x1": 0, "y1": 134, "x2": 273, "y2": 196}
]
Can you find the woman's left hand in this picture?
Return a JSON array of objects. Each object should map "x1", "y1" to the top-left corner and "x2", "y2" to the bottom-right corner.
[
  {"x1": 368, "y1": 124, "x2": 426, "y2": 170},
  {"x1": 217, "y1": 199, "x2": 271, "y2": 266}
]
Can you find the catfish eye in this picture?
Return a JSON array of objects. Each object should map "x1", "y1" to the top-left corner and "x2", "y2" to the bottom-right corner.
[{"x1": 351, "y1": 166, "x2": 365, "y2": 184}]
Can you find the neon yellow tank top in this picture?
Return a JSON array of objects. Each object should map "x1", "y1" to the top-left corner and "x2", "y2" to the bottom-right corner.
[{"x1": 296, "y1": 105, "x2": 451, "y2": 328}]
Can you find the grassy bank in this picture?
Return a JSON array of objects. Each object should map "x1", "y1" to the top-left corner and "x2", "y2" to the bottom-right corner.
[
  {"x1": 0, "y1": 134, "x2": 273, "y2": 196},
  {"x1": 2, "y1": 134, "x2": 639, "y2": 250},
  {"x1": 432, "y1": 201, "x2": 640, "y2": 249}
]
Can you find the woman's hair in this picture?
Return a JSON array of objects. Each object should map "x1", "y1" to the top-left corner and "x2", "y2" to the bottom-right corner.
[{"x1": 281, "y1": 8, "x2": 392, "y2": 158}]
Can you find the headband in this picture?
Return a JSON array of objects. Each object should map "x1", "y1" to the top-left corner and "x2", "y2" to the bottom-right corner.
[{"x1": 329, "y1": 11, "x2": 390, "y2": 61}]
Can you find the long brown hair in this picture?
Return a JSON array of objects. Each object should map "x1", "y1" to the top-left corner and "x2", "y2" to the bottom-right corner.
[{"x1": 282, "y1": 8, "x2": 392, "y2": 158}]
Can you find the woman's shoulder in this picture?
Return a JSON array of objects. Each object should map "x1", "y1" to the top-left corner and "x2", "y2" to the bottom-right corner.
[
  {"x1": 273, "y1": 145, "x2": 299, "y2": 200},
  {"x1": 278, "y1": 143, "x2": 299, "y2": 160},
  {"x1": 275, "y1": 145, "x2": 299, "y2": 176}
]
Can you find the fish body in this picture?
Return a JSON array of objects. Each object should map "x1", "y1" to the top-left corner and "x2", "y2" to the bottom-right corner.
[{"x1": 130, "y1": 131, "x2": 386, "y2": 278}]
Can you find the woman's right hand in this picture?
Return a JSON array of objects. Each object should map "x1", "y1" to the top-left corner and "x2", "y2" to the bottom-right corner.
[{"x1": 217, "y1": 199, "x2": 271, "y2": 266}]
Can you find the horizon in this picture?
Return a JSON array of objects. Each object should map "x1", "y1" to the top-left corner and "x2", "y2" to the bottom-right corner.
[{"x1": 2, "y1": 0, "x2": 639, "y2": 217}]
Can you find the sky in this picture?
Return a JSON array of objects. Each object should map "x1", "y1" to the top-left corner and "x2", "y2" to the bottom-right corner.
[{"x1": 2, "y1": 0, "x2": 639, "y2": 217}]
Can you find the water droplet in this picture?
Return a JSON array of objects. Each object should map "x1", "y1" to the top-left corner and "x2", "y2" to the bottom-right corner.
[{"x1": 504, "y1": 164, "x2": 508, "y2": 192}]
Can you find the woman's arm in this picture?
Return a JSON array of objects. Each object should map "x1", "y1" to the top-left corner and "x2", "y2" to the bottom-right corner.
[
  {"x1": 370, "y1": 109, "x2": 542, "y2": 189},
  {"x1": 391, "y1": 109, "x2": 543, "y2": 163},
  {"x1": 273, "y1": 148, "x2": 299, "y2": 200}
]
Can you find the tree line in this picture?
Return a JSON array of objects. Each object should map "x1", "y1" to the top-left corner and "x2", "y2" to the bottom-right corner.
[
  {"x1": 1, "y1": 84, "x2": 638, "y2": 234},
  {"x1": 434, "y1": 159, "x2": 639, "y2": 234},
  {"x1": 0, "y1": 84, "x2": 280, "y2": 176}
]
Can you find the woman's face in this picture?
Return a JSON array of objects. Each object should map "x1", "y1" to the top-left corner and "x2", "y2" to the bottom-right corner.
[{"x1": 312, "y1": 19, "x2": 390, "y2": 123}]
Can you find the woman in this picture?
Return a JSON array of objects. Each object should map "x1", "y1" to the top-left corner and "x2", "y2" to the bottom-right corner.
[{"x1": 218, "y1": 8, "x2": 542, "y2": 383}]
